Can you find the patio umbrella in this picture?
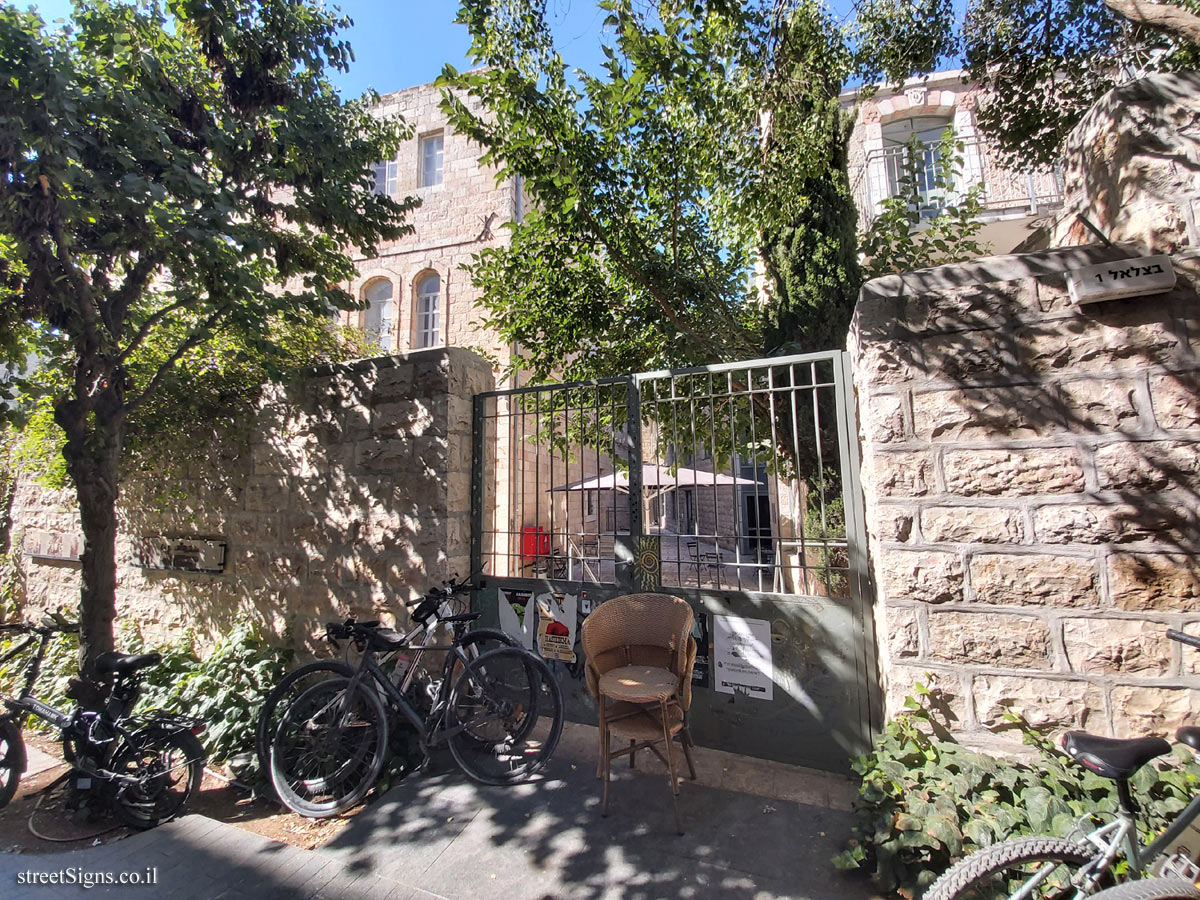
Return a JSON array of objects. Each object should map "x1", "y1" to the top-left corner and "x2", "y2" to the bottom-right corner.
[{"x1": 549, "y1": 464, "x2": 759, "y2": 493}]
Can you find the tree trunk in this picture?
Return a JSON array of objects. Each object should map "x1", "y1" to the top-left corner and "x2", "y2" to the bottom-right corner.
[
  {"x1": 1103, "y1": 0, "x2": 1200, "y2": 44},
  {"x1": 55, "y1": 391, "x2": 124, "y2": 680}
]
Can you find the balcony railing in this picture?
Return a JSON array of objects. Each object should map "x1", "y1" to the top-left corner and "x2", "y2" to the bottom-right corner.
[{"x1": 852, "y1": 137, "x2": 1065, "y2": 229}]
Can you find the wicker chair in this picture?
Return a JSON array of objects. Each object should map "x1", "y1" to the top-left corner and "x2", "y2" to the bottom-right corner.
[{"x1": 581, "y1": 592, "x2": 698, "y2": 833}]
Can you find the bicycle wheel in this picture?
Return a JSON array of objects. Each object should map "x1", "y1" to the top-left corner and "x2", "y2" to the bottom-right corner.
[
  {"x1": 446, "y1": 647, "x2": 563, "y2": 786},
  {"x1": 269, "y1": 677, "x2": 388, "y2": 818},
  {"x1": 110, "y1": 727, "x2": 205, "y2": 829},
  {"x1": 923, "y1": 836, "x2": 1107, "y2": 900},
  {"x1": 1088, "y1": 879, "x2": 1200, "y2": 900},
  {"x1": 255, "y1": 660, "x2": 355, "y2": 775},
  {"x1": 0, "y1": 717, "x2": 25, "y2": 809}
]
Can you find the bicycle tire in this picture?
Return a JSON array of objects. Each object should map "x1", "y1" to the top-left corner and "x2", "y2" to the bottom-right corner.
[
  {"x1": 446, "y1": 647, "x2": 563, "y2": 786},
  {"x1": 254, "y1": 660, "x2": 355, "y2": 776},
  {"x1": 269, "y1": 677, "x2": 388, "y2": 818},
  {"x1": 110, "y1": 727, "x2": 205, "y2": 829},
  {"x1": 1087, "y1": 879, "x2": 1200, "y2": 900},
  {"x1": 0, "y1": 717, "x2": 25, "y2": 809},
  {"x1": 923, "y1": 835, "x2": 1103, "y2": 900}
]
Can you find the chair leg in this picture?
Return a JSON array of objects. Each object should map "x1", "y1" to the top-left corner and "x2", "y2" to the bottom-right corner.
[
  {"x1": 629, "y1": 740, "x2": 636, "y2": 769},
  {"x1": 660, "y1": 698, "x2": 683, "y2": 835},
  {"x1": 601, "y1": 724, "x2": 611, "y2": 817},
  {"x1": 596, "y1": 700, "x2": 606, "y2": 780},
  {"x1": 680, "y1": 725, "x2": 697, "y2": 781}
]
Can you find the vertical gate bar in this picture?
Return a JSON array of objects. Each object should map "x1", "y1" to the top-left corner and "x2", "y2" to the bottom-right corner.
[
  {"x1": 746, "y1": 365, "x2": 763, "y2": 593},
  {"x1": 788, "y1": 365, "x2": 810, "y2": 596},
  {"x1": 727, "y1": 370, "x2": 742, "y2": 588},
  {"x1": 594, "y1": 383, "x2": 602, "y2": 580},
  {"x1": 707, "y1": 372, "x2": 722, "y2": 590},
  {"x1": 627, "y1": 377, "x2": 643, "y2": 540},
  {"x1": 534, "y1": 388, "x2": 542, "y2": 578},
  {"x1": 766, "y1": 365, "x2": 782, "y2": 593},
  {"x1": 548, "y1": 388, "x2": 555, "y2": 575},
  {"x1": 470, "y1": 394, "x2": 486, "y2": 582},
  {"x1": 811, "y1": 362, "x2": 830, "y2": 590},
  {"x1": 518, "y1": 394, "x2": 526, "y2": 578},
  {"x1": 838, "y1": 350, "x2": 881, "y2": 738}
]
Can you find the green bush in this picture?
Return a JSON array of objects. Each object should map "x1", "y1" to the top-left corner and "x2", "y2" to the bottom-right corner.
[
  {"x1": 834, "y1": 682, "x2": 1200, "y2": 898},
  {"x1": 126, "y1": 623, "x2": 291, "y2": 775},
  {"x1": 0, "y1": 618, "x2": 289, "y2": 779}
]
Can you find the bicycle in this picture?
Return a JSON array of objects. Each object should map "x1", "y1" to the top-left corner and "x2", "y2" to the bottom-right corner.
[
  {"x1": 0, "y1": 613, "x2": 206, "y2": 829},
  {"x1": 924, "y1": 629, "x2": 1200, "y2": 900},
  {"x1": 268, "y1": 588, "x2": 563, "y2": 817},
  {"x1": 253, "y1": 577, "x2": 518, "y2": 776}
]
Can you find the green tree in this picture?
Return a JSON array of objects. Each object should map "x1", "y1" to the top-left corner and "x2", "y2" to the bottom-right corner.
[
  {"x1": 0, "y1": 0, "x2": 416, "y2": 675},
  {"x1": 855, "y1": 0, "x2": 1200, "y2": 166},
  {"x1": 440, "y1": 0, "x2": 861, "y2": 385},
  {"x1": 859, "y1": 130, "x2": 990, "y2": 279}
]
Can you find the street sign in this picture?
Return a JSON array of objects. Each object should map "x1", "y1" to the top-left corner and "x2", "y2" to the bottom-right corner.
[{"x1": 1065, "y1": 255, "x2": 1176, "y2": 305}]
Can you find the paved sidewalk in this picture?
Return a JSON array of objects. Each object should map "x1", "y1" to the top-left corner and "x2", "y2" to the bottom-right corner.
[
  {"x1": 0, "y1": 723, "x2": 874, "y2": 900},
  {"x1": 318, "y1": 723, "x2": 873, "y2": 900},
  {"x1": 0, "y1": 815, "x2": 430, "y2": 900}
]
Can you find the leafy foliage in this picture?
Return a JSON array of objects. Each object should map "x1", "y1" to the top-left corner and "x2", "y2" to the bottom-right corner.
[
  {"x1": 834, "y1": 685, "x2": 1200, "y2": 897},
  {"x1": 857, "y1": 0, "x2": 1200, "y2": 167},
  {"x1": 126, "y1": 623, "x2": 290, "y2": 777},
  {"x1": 860, "y1": 130, "x2": 991, "y2": 280},
  {"x1": 0, "y1": 0, "x2": 416, "y2": 670}
]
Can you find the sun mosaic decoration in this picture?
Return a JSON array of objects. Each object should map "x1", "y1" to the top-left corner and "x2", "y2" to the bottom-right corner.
[{"x1": 633, "y1": 535, "x2": 662, "y2": 590}]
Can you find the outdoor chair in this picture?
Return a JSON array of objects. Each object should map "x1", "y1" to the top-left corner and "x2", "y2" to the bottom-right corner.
[{"x1": 581, "y1": 592, "x2": 698, "y2": 834}]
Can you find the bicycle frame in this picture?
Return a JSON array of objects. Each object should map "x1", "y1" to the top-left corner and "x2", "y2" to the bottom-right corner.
[{"x1": 341, "y1": 614, "x2": 481, "y2": 747}]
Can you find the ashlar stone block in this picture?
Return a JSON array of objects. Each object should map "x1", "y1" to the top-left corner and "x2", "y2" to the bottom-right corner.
[
  {"x1": 921, "y1": 506, "x2": 1025, "y2": 544},
  {"x1": 1063, "y1": 618, "x2": 1171, "y2": 675},
  {"x1": 973, "y1": 674, "x2": 1104, "y2": 730},
  {"x1": 927, "y1": 611, "x2": 1051, "y2": 669},
  {"x1": 969, "y1": 553, "x2": 1099, "y2": 607},
  {"x1": 943, "y1": 448, "x2": 1084, "y2": 497},
  {"x1": 879, "y1": 549, "x2": 963, "y2": 604}
]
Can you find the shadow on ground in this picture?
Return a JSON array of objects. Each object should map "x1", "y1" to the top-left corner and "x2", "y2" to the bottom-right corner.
[{"x1": 319, "y1": 753, "x2": 875, "y2": 900}]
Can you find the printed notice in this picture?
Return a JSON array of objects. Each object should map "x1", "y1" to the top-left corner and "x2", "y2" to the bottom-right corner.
[{"x1": 713, "y1": 615, "x2": 773, "y2": 701}]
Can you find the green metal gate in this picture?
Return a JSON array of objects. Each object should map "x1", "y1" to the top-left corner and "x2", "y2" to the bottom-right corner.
[{"x1": 469, "y1": 351, "x2": 879, "y2": 773}]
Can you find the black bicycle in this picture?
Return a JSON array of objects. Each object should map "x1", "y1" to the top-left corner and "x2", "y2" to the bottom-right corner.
[
  {"x1": 0, "y1": 613, "x2": 206, "y2": 828},
  {"x1": 253, "y1": 578, "x2": 520, "y2": 776},
  {"x1": 268, "y1": 586, "x2": 564, "y2": 817}
]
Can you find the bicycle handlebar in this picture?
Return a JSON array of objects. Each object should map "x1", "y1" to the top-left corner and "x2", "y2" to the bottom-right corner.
[{"x1": 1167, "y1": 629, "x2": 1200, "y2": 650}]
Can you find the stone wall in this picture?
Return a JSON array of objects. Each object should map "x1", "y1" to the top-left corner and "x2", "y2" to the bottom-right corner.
[
  {"x1": 1049, "y1": 72, "x2": 1200, "y2": 255},
  {"x1": 851, "y1": 245, "x2": 1200, "y2": 747},
  {"x1": 9, "y1": 347, "x2": 493, "y2": 650}
]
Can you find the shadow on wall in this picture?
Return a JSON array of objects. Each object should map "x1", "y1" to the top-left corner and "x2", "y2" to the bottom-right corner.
[
  {"x1": 856, "y1": 244, "x2": 1200, "y2": 598},
  {"x1": 103, "y1": 347, "x2": 492, "y2": 651}
]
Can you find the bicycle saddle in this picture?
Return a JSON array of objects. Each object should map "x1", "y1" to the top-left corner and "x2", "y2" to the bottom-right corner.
[
  {"x1": 1177, "y1": 725, "x2": 1200, "y2": 750},
  {"x1": 95, "y1": 651, "x2": 162, "y2": 677},
  {"x1": 1062, "y1": 731, "x2": 1171, "y2": 780},
  {"x1": 367, "y1": 628, "x2": 408, "y2": 650},
  {"x1": 442, "y1": 612, "x2": 481, "y2": 625}
]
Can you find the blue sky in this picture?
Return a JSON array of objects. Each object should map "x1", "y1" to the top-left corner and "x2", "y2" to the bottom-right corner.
[{"x1": 26, "y1": 0, "x2": 612, "y2": 97}]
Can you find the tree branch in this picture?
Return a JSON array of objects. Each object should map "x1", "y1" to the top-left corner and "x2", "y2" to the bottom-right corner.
[
  {"x1": 1103, "y1": 0, "x2": 1200, "y2": 43},
  {"x1": 47, "y1": 218, "x2": 102, "y2": 354},
  {"x1": 117, "y1": 293, "x2": 196, "y2": 365},
  {"x1": 125, "y1": 304, "x2": 231, "y2": 411},
  {"x1": 110, "y1": 250, "x2": 167, "y2": 333}
]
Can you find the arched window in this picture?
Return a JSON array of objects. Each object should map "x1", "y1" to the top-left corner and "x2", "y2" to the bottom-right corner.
[
  {"x1": 362, "y1": 278, "x2": 395, "y2": 350},
  {"x1": 414, "y1": 272, "x2": 440, "y2": 348}
]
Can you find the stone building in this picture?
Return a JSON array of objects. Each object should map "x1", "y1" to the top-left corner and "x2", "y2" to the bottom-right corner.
[
  {"x1": 844, "y1": 69, "x2": 1066, "y2": 256},
  {"x1": 339, "y1": 80, "x2": 521, "y2": 367}
]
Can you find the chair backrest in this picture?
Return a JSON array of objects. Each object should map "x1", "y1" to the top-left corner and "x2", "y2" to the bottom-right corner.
[{"x1": 582, "y1": 593, "x2": 694, "y2": 703}]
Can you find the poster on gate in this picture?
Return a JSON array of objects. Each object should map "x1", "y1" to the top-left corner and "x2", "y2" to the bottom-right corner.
[
  {"x1": 535, "y1": 590, "x2": 578, "y2": 663},
  {"x1": 713, "y1": 614, "x2": 773, "y2": 701},
  {"x1": 498, "y1": 588, "x2": 536, "y2": 651}
]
